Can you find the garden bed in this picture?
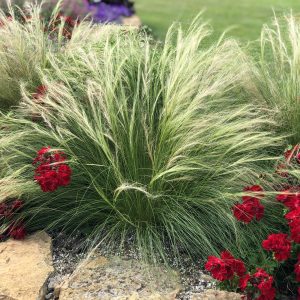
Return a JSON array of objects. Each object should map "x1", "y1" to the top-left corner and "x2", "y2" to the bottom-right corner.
[{"x1": 0, "y1": 2, "x2": 299, "y2": 299}]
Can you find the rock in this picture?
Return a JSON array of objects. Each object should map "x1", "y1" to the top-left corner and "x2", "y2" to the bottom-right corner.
[
  {"x1": 122, "y1": 15, "x2": 142, "y2": 28},
  {"x1": 191, "y1": 289, "x2": 242, "y2": 300},
  {"x1": 0, "y1": 231, "x2": 54, "y2": 300},
  {"x1": 59, "y1": 254, "x2": 181, "y2": 300}
]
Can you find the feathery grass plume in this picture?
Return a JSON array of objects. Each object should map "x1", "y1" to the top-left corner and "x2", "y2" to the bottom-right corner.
[
  {"x1": 0, "y1": 2, "x2": 48, "y2": 110},
  {"x1": 1, "y1": 18, "x2": 283, "y2": 264},
  {"x1": 252, "y1": 13, "x2": 300, "y2": 145},
  {"x1": 0, "y1": 1, "x2": 86, "y2": 111}
]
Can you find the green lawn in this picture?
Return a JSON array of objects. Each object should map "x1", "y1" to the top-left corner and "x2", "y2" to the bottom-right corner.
[{"x1": 135, "y1": 0, "x2": 300, "y2": 41}]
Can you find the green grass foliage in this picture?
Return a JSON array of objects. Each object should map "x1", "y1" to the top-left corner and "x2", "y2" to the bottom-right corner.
[
  {"x1": 252, "y1": 14, "x2": 300, "y2": 145},
  {"x1": 0, "y1": 8, "x2": 285, "y2": 264}
]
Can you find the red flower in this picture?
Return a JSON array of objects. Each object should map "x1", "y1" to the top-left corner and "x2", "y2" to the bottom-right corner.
[
  {"x1": 33, "y1": 147, "x2": 72, "y2": 192},
  {"x1": 253, "y1": 268, "x2": 270, "y2": 282},
  {"x1": 285, "y1": 208, "x2": 300, "y2": 243},
  {"x1": 220, "y1": 250, "x2": 246, "y2": 276},
  {"x1": 57, "y1": 164, "x2": 72, "y2": 186},
  {"x1": 233, "y1": 198, "x2": 264, "y2": 224},
  {"x1": 253, "y1": 269, "x2": 276, "y2": 300},
  {"x1": 290, "y1": 219, "x2": 300, "y2": 243},
  {"x1": 205, "y1": 251, "x2": 245, "y2": 281},
  {"x1": 8, "y1": 223, "x2": 26, "y2": 240},
  {"x1": 33, "y1": 146, "x2": 51, "y2": 165},
  {"x1": 295, "y1": 256, "x2": 300, "y2": 282},
  {"x1": 239, "y1": 273, "x2": 251, "y2": 291},
  {"x1": 285, "y1": 207, "x2": 300, "y2": 223},
  {"x1": 205, "y1": 255, "x2": 233, "y2": 281},
  {"x1": 37, "y1": 170, "x2": 60, "y2": 192},
  {"x1": 242, "y1": 185, "x2": 264, "y2": 201},
  {"x1": 276, "y1": 189, "x2": 300, "y2": 211},
  {"x1": 262, "y1": 233, "x2": 291, "y2": 261}
]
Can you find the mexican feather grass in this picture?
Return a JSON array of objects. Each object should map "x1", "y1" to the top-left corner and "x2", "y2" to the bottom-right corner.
[
  {"x1": 253, "y1": 13, "x2": 300, "y2": 145},
  {"x1": 0, "y1": 13, "x2": 284, "y2": 263}
]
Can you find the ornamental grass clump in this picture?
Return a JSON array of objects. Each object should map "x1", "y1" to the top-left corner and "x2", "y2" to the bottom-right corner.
[
  {"x1": 0, "y1": 2, "x2": 83, "y2": 111},
  {"x1": 253, "y1": 14, "x2": 300, "y2": 145},
  {"x1": 0, "y1": 18, "x2": 283, "y2": 263},
  {"x1": 0, "y1": 4, "x2": 48, "y2": 110}
]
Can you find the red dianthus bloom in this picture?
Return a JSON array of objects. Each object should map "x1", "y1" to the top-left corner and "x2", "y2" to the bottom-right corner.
[
  {"x1": 205, "y1": 255, "x2": 233, "y2": 281},
  {"x1": 33, "y1": 147, "x2": 71, "y2": 192},
  {"x1": 276, "y1": 189, "x2": 300, "y2": 211},
  {"x1": 290, "y1": 219, "x2": 300, "y2": 244},
  {"x1": 239, "y1": 273, "x2": 251, "y2": 291},
  {"x1": 205, "y1": 251, "x2": 246, "y2": 281},
  {"x1": 262, "y1": 233, "x2": 291, "y2": 261},
  {"x1": 285, "y1": 207, "x2": 300, "y2": 223},
  {"x1": 233, "y1": 198, "x2": 264, "y2": 224},
  {"x1": 242, "y1": 185, "x2": 264, "y2": 201},
  {"x1": 253, "y1": 269, "x2": 276, "y2": 300},
  {"x1": 57, "y1": 164, "x2": 72, "y2": 186},
  {"x1": 220, "y1": 250, "x2": 246, "y2": 276}
]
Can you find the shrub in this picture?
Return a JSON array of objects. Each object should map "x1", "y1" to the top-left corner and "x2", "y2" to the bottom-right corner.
[
  {"x1": 252, "y1": 14, "x2": 300, "y2": 145},
  {"x1": 0, "y1": 15, "x2": 284, "y2": 263}
]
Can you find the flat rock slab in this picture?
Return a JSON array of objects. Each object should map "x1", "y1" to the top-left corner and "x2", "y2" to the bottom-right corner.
[
  {"x1": 191, "y1": 289, "x2": 242, "y2": 299},
  {"x1": 58, "y1": 255, "x2": 181, "y2": 300},
  {"x1": 0, "y1": 231, "x2": 53, "y2": 300}
]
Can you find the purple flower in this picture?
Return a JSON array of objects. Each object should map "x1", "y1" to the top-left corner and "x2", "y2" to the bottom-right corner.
[{"x1": 89, "y1": 2, "x2": 134, "y2": 23}]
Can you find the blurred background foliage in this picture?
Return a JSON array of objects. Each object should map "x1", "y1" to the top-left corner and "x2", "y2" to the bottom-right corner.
[{"x1": 136, "y1": 0, "x2": 300, "y2": 41}]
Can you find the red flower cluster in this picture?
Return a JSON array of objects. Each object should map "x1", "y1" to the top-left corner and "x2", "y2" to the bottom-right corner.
[
  {"x1": 0, "y1": 200, "x2": 26, "y2": 241},
  {"x1": 233, "y1": 185, "x2": 265, "y2": 224},
  {"x1": 211, "y1": 147, "x2": 300, "y2": 299},
  {"x1": 285, "y1": 208, "x2": 300, "y2": 244},
  {"x1": 205, "y1": 252, "x2": 276, "y2": 299},
  {"x1": 33, "y1": 147, "x2": 72, "y2": 192},
  {"x1": 205, "y1": 250, "x2": 246, "y2": 281},
  {"x1": 262, "y1": 233, "x2": 291, "y2": 261},
  {"x1": 252, "y1": 268, "x2": 276, "y2": 300},
  {"x1": 276, "y1": 188, "x2": 300, "y2": 211},
  {"x1": 239, "y1": 273, "x2": 251, "y2": 291}
]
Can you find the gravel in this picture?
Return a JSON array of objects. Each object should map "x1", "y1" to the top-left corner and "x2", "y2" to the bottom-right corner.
[{"x1": 45, "y1": 231, "x2": 215, "y2": 300}]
